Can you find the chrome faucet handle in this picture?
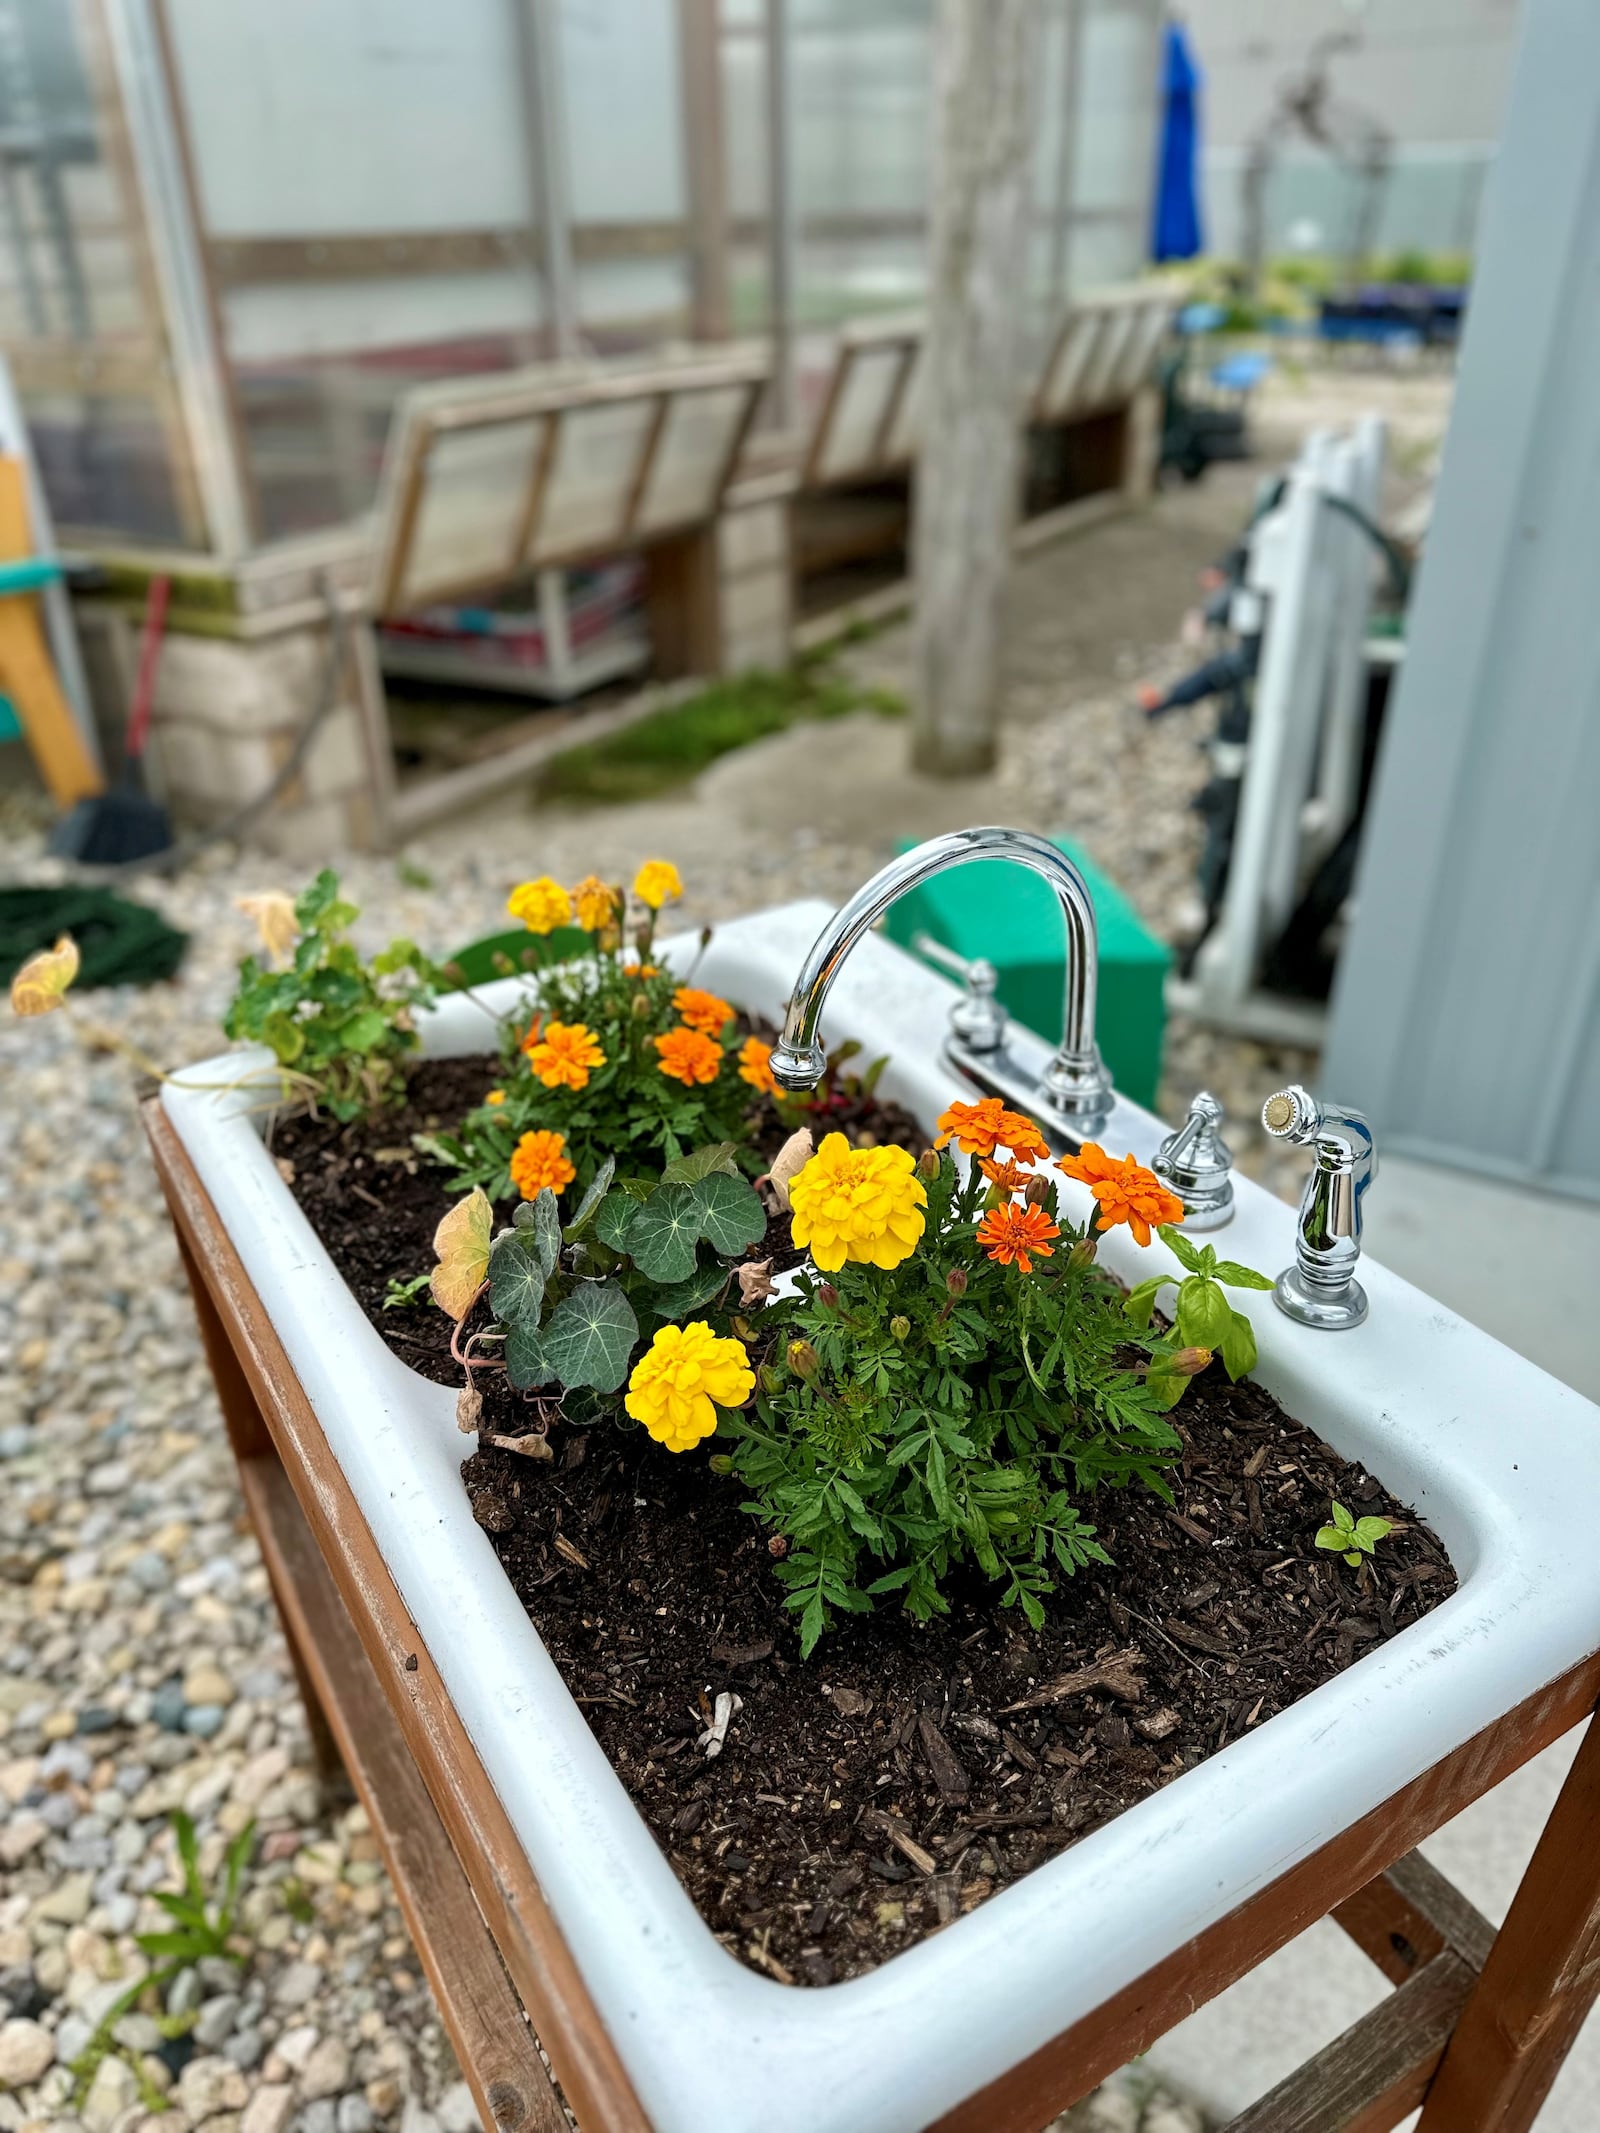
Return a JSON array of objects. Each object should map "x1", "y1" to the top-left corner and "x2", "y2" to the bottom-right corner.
[
  {"x1": 1153, "y1": 1089, "x2": 1234, "y2": 1231},
  {"x1": 911, "y1": 933, "x2": 1009, "y2": 1055},
  {"x1": 1261, "y1": 1084, "x2": 1376, "y2": 1330}
]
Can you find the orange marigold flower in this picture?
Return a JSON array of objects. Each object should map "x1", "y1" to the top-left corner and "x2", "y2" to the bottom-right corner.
[
  {"x1": 979, "y1": 1155, "x2": 1031, "y2": 1194},
  {"x1": 976, "y1": 1201, "x2": 1061, "y2": 1275},
  {"x1": 672, "y1": 985, "x2": 734, "y2": 1039},
  {"x1": 523, "y1": 1018, "x2": 606, "y2": 1091},
  {"x1": 934, "y1": 1096, "x2": 1049, "y2": 1164},
  {"x1": 629, "y1": 963, "x2": 660, "y2": 980},
  {"x1": 1057, "y1": 1142, "x2": 1186, "y2": 1248},
  {"x1": 654, "y1": 1026, "x2": 723, "y2": 1085},
  {"x1": 737, "y1": 1035, "x2": 779, "y2": 1096},
  {"x1": 509, "y1": 1129, "x2": 575, "y2": 1200}
]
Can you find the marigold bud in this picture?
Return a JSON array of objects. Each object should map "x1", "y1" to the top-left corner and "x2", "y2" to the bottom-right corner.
[
  {"x1": 768, "y1": 1533, "x2": 789, "y2": 1558},
  {"x1": 1168, "y1": 1346, "x2": 1213, "y2": 1378},
  {"x1": 633, "y1": 923, "x2": 652, "y2": 956},
  {"x1": 889, "y1": 1315, "x2": 910, "y2": 1342},
  {"x1": 1024, "y1": 1174, "x2": 1052, "y2": 1209},
  {"x1": 631, "y1": 992, "x2": 651, "y2": 1019},
  {"x1": 708, "y1": 1453, "x2": 733, "y2": 1475},
  {"x1": 1068, "y1": 1236, "x2": 1099, "y2": 1269},
  {"x1": 787, "y1": 1338, "x2": 820, "y2": 1381},
  {"x1": 816, "y1": 1282, "x2": 838, "y2": 1309},
  {"x1": 757, "y1": 1364, "x2": 783, "y2": 1396},
  {"x1": 917, "y1": 1146, "x2": 942, "y2": 1180},
  {"x1": 946, "y1": 1267, "x2": 968, "y2": 1298}
]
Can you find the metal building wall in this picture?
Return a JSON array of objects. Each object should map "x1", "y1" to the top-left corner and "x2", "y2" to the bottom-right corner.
[{"x1": 1323, "y1": 0, "x2": 1600, "y2": 1203}]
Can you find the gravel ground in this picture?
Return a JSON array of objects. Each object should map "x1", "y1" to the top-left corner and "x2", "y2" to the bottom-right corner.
[{"x1": 0, "y1": 379, "x2": 1454, "y2": 2130}]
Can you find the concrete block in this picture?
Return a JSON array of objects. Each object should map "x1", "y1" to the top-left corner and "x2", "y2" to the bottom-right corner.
[
  {"x1": 257, "y1": 794, "x2": 357, "y2": 865},
  {"x1": 717, "y1": 500, "x2": 789, "y2": 576},
  {"x1": 297, "y1": 703, "x2": 368, "y2": 803},
  {"x1": 720, "y1": 565, "x2": 790, "y2": 643}
]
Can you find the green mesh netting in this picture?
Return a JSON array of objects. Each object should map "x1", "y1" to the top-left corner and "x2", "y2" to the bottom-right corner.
[{"x1": 0, "y1": 885, "x2": 188, "y2": 991}]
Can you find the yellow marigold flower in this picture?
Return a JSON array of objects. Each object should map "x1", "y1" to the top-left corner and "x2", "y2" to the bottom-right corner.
[
  {"x1": 625, "y1": 1321, "x2": 754, "y2": 1453},
  {"x1": 633, "y1": 859, "x2": 683, "y2": 911},
  {"x1": 235, "y1": 892, "x2": 298, "y2": 969},
  {"x1": 485, "y1": 1088, "x2": 506, "y2": 1106},
  {"x1": 507, "y1": 875, "x2": 573, "y2": 935},
  {"x1": 523, "y1": 1018, "x2": 606, "y2": 1090},
  {"x1": 9, "y1": 934, "x2": 79, "y2": 1017},
  {"x1": 738, "y1": 1035, "x2": 779, "y2": 1095},
  {"x1": 509, "y1": 1129, "x2": 575, "y2": 1200},
  {"x1": 573, "y1": 874, "x2": 620, "y2": 932},
  {"x1": 788, "y1": 1132, "x2": 927, "y2": 1273},
  {"x1": 654, "y1": 1026, "x2": 723, "y2": 1085},
  {"x1": 672, "y1": 985, "x2": 733, "y2": 1039}
]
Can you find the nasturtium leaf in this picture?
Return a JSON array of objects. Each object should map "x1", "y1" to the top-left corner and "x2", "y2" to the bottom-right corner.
[
  {"x1": 1212, "y1": 1260, "x2": 1276, "y2": 1291},
  {"x1": 595, "y1": 1189, "x2": 643, "y2": 1252},
  {"x1": 505, "y1": 1320, "x2": 552, "y2": 1389},
  {"x1": 1219, "y1": 1305, "x2": 1258, "y2": 1382},
  {"x1": 649, "y1": 1262, "x2": 728, "y2": 1320},
  {"x1": 691, "y1": 1171, "x2": 767, "y2": 1258},
  {"x1": 513, "y1": 1187, "x2": 562, "y2": 1276},
  {"x1": 488, "y1": 1228, "x2": 546, "y2": 1327},
  {"x1": 564, "y1": 1155, "x2": 616, "y2": 1242},
  {"x1": 340, "y1": 1009, "x2": 389, "y2": 1053},
  {"x1": 660, "y1": 1141, "x2": 740, "y2": 1186},
  {"x1": 429, "y1": 1188, "x2": 492, "y2": 1320},
  {"x1": 541, "y1": 1282, "x2": 639, "y2": 1393},
  {"x1": 624, "y1": 1182, "x2": 701, "y2": 1282},
  {"x1": 1176, "y1": 1275, "x2": 1231, "y2": 1349}
]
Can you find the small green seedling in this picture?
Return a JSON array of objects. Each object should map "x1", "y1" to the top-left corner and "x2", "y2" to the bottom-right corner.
[
  {"x1": 71, "y1": 1810, "x2": 254, "y2": 2106},
  {"x1": 382, "y1": 1271, "x2": 432, "y2": 1310},
  {"x1": 1123, "y1": 1227, "x2": 1276, "y2": 1409},
  {"x1": 1316, "y1": 1499, "x2": 1393, "y2": 1568}
]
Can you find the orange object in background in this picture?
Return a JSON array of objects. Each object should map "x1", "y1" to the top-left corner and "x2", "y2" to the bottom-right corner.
[{"x1": 0, "y1": 455, "x2": 101, "y2": 807}]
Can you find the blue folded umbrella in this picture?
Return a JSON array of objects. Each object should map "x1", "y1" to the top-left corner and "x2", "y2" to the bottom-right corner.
[{"x1": 1152, "y1": 20, "x2": 1204, "y2": 263}]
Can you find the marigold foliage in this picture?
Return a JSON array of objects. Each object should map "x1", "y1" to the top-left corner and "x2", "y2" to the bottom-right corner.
[{"x1": 730, "y1": 1136, "x2": 1223, "y2": 1654}]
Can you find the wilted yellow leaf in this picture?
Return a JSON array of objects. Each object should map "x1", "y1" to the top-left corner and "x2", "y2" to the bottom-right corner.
[
  {"x1": 236, "y1": 891, "x2": 298, "y2": 968},
  {"x1": 429, "y1": 1187, "x2": 492, "y2": 1320},
  {"x1": 9, "y1": 934, "x2": 79, "y2": 1017}
]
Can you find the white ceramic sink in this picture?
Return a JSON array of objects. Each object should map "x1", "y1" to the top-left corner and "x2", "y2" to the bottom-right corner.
[{"x1": 162, "y1": 901, "x2": 1600, "y2": 2133}]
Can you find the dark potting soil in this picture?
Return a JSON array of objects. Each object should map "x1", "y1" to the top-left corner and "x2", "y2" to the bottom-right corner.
[
  {"x1": 273, "y1": 1051, "x2": 1456, "y2": 1989},
  {"x1": 462, "y1": 1370, "x2": 1454, "y2": 1988},
  {"x1": 272, "y1": 1047, "x2": 923, "y2": 1403}
]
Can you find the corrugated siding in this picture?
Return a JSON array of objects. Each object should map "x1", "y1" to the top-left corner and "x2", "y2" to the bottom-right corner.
[{"x1": 1324, "y1": 0, "x2": 1600, "y2": 1203}]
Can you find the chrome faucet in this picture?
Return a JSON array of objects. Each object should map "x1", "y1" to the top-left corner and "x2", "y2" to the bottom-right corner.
[
  {"x1": 1260, "y1": 1084, "x2": 1377, "y2": 1329},
  {"x1": 768, "y1": 826, "x2": 1115, "y2": 1144}
]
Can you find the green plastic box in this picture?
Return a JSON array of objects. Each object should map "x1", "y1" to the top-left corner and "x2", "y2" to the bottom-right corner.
[{"x1": 882, "y1": 838, "x2": 1170, "y2": 1110}]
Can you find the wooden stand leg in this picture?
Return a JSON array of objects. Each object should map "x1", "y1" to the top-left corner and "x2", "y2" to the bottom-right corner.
[
  {"x1": 174, "y1": 1227, "x2": 345, "y2": 1785},
  {"x1": 1418, "y1": 1705, "x2": 1600, "y2": 2131}
]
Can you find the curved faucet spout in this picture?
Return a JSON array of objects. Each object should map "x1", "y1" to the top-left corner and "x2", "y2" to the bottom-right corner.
[{"x1": 769, "y1": 826, "x2": 1113, "y2": 1140}]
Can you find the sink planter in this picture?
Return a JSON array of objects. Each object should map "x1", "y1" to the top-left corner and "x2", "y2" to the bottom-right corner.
[{"x1": 152, "y1": 900, "x2": 1600, "y2": 2133}]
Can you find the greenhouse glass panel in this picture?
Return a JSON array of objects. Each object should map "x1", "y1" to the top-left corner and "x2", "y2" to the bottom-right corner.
[{"x1": 0, "y1": 0, "x2": 193, "y2": 543}]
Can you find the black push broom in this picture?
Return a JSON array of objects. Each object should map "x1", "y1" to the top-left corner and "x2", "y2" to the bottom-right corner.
[{"x1": 50, "y1": 574, "x2": 174, "y2": 864}]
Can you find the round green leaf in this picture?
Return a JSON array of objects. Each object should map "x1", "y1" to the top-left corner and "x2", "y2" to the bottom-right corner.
[
  {"x1": 595, "y1": 1189, "x2": 643, "y2": 1253},
  {"x1": 624, "y1": 1182, "x2": 702, "y2": 1282},
  {"x1": 691, "y1": 1172, "x2": 767, "y2": 1258},
  {"x1": 505, "y1": 1320, "x2": 552, "y2": 1389},
  {"x1": 541, "y1": 1282, "x2": 640, "y2": 1393},
  {"x1": 488, "y1": 1230, "x2": 546, "y2": 1326}
]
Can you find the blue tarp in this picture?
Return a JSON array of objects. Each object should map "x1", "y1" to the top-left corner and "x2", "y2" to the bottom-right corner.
[{"x1": 1151, "y1": 20, "x2": 1203, "y2": 262}]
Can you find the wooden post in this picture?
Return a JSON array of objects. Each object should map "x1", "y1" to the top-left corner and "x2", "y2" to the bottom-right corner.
[
  {"x1": 910, "y1": 0, "x2": 1042, "y2": 778},
  {"x1": 678, "y1": 0, "x2": 731, "y2": 342},
  {"x1": 1416, "y1": 1706, "x2": 1600, "y2": 2132}
]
